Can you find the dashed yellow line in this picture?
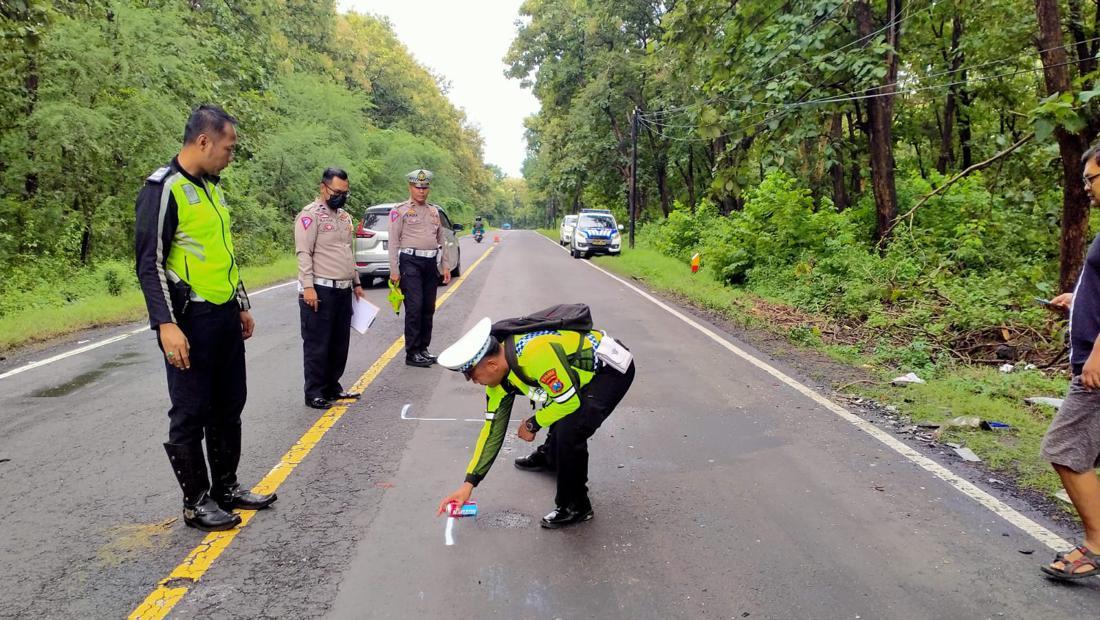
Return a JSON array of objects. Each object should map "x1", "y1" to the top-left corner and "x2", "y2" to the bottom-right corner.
[{"x1": 129, "y1": 245, "x2": 498, "y2": 619}]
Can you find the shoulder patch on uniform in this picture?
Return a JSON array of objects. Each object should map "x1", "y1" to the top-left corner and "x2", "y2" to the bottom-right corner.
[
  {"x1": 146, "y1": 166, "x2": 170, "y2": 183},
  {"x1": 390, "y1": 209, "x2": 401, "y2": 222},
  {"x1": 182, "y1": 184, "x2": 201, "y2": 205},
  {"x1": 301, "y1": 216, "x2": 313, "y2": 230},
  {"x1": 540, "y1": 369, "x2": 564, "y2": 395}
]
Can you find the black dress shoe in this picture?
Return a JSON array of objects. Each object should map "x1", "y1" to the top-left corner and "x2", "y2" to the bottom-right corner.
[
  {"x1": 325, "y1": 391, "x2": 361, "y2": 401},
  {"x1": 183, "y1": 492, "x2": 242, "y2": 531},
  {"x1": 514, "y1": 451, "x2": 554, "y2": 472},
  {"x1": 305, "y1": 397, "x2": 332, "y2": 409},
  {"x1": 540, "y1": 504, "x2": 595, "y2": 529},
  {"x1": 420, "y1": 349, "x2": 438, "y2": 363},
  {"x1": 405, "y1": 353, "x2": 433, "y2": 368},
  {"x1": 213, "y1": 483, "x2": 277, "y2": 512}
]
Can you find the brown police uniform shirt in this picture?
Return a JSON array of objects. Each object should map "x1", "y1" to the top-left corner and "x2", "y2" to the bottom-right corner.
[
  {"x1": 387, "y1": 200, "x2": 451, "y2": 275},
  {"x1": 294, "y1": 200, "x2": 359, "y2": 289}
]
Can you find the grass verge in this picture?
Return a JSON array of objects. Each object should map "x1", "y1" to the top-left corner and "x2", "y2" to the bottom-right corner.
[
  {"x1": 538, "y1": 228, "x2": 1072, "y2": 500},
  {"x1": 0, "y1": 255, "x2": 298, "y2": 354}
]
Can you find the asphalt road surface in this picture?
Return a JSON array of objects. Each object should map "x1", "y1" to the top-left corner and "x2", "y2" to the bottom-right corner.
[{"x1": 1, "y1": 231, "x2": 1098, "y2": 619}]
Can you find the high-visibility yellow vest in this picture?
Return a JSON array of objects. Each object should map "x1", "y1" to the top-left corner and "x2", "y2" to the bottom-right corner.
[{"x1": 163, "y1": 175, "x2": 239, "y2": 304}]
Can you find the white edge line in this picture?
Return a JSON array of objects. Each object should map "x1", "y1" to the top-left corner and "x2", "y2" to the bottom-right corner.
[
  {"x1": 0, "y1": 334, "x2": 131, "y2": 380},
  {"x1": 537, "y1": 232, "x2": 1072, "y2": 552},
  {"x1": 251, "y1": 280, "x2": 297, "y2": 296},
  {"x1": 1, "y1": 279, "x2": 298, "y2": 381},
  {"x1": 445, "y1": 516, "x2": 455, "y2": 546}
]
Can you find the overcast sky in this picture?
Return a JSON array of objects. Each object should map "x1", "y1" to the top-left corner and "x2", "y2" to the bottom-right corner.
[{"x1": 336, "y1": 0, "x2": 540, "y2": 178}]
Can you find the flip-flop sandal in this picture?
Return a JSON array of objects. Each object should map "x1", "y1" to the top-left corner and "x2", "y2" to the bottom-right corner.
[{"x1": 1041, "y1": 545, "x2": 1100, "y2": 581}]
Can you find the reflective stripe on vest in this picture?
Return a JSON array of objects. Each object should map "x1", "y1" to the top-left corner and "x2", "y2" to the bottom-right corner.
[{"x1": 164, "y1": 176, "x2": 239, "y2": 304}]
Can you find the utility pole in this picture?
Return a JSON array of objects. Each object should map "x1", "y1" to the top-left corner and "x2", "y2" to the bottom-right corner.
[{"x1": 629, "y1": 107, "x2": 639, "y2": 249}]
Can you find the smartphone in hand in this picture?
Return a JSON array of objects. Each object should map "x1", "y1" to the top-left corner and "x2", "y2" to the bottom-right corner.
[{"x1": 1035, "y1": 297, "x2": 1052, "y2": 307}]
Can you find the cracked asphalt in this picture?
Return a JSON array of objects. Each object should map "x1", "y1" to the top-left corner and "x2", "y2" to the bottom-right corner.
[{"x1": 2, "y1": 231, "x2": 1098, "y2": 619}]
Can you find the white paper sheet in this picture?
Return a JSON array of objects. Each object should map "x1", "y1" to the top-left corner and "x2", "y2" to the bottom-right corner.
[{"x1": 350, "y1": 296, "x2": 379, "y2": 334}]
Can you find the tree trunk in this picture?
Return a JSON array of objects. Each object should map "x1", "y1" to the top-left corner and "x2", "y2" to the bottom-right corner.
[
  {"x1": 958, "y1": 84, "x2": 973, "y2": 168},
  {"x1": 79, "y1": 196, "x2": 94, "y2": 265},
  {"x1": 1036, "y1": 0, "x2": 1092, "y2": 293},
  {"x1": 23, "y1": 49, "x2": 39, "y2": 197},
  {"x1": 829, "y1": 112, "x2": 850, "y2": 211},
  {"x1": 653, "y1": 153, "x2": 672, "y2": 217},
  {"x1": 674, "y1": 147, "x2": 696, "y2": 212},
  {"x1": 937, "y1": 13, "x2": 963, "y2": 174},
  {"x1": 856, "y1": 0, "x2": 901, "y2": 246}
]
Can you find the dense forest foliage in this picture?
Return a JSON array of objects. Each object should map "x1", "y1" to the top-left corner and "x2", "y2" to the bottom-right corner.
[
  {"x1": 0, "y1": 1, "x2": 526, "y2": 319},
  {"x1": 511, "y1": 0, "x2": 1100, "y2": 368}
]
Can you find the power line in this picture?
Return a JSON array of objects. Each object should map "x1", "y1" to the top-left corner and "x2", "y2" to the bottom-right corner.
[
  {"x1": 650, "y1": 0, "x2": 851, "y2": 118},
  {"x1": 649, "y1": 0, "x2": 929, "y2": 119},
  {"x1": 637, "y1": 55, "x2": 1090, "y2": 143},
  {"x1": 641, "y1": 34, "x2": 1100, "y2": 135}
]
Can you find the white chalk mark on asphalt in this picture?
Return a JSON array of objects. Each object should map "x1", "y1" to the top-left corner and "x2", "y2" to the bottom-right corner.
[
  {"x1": 0, "y1": 279, "x2": 297, "y2": 381},
  {"x1": 445, "y1": 516, "x2": 456, "y2": 546},
  {"x1": 400, "y1": 403, "x2": 457, "y2": 422},
  {"x1": 539, "y1": 232, "x2": 1072, "y2": 553}
]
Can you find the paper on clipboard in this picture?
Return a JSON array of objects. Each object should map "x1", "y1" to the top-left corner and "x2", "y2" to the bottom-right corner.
[{"x1": 351, "y1": 296, "x2": 379, "y2": 334}]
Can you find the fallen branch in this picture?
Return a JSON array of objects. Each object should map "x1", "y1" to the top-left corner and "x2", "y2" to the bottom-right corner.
[{"x1": 880, "y1": 132, "x2": 1034, "y2": 243}]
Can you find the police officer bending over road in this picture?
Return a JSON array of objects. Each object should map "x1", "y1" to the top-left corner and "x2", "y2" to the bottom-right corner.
[
  {"x1": 388, "y1": 169, "x2": 453, "y2": 367},
  {"x1": 134, "y1": 105, "x2": 276, "y2": 532},
  {"x1": 295, "y1": 167, "x2": 363, "y2": 410},
  {"x1": 436, "y1": 306, "x2": 636, "y2": 528}
]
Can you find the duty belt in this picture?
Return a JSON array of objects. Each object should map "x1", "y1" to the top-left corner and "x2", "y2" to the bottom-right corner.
[
  {"x1": 400, "y1": 248, "x2": 439, "y2": 258},
  {"x1": 314, "y1": 277, "x2": 355, "y2": 289}
]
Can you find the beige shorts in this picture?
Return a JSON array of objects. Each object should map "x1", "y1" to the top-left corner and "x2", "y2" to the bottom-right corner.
[{"x1": 1040, "y1": 375, "x2": 1100, "y2": 473}]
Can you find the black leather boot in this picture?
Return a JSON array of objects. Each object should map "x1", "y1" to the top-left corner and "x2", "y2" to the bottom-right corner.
[
  {"x1": 514, "y1": 449, "x2": 555, "y2": 472},
  {"x1": 164, "y1": 442, "x2": 241, "y2": 531},
  {"x1": 540, "y1": 503, "x2": 595, "y2": 529},
  {"x1": 206, "y1": 426, "x2": 277, "y2": 512}
]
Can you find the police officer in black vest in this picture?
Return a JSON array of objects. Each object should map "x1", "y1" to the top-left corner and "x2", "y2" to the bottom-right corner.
[{"x1": 134, "y1": 105, "x2": 276, "y2": 532}]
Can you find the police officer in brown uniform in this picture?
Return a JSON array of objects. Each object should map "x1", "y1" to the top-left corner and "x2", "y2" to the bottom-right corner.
[
  {"x1": 389, "y1": 169, "x2": 453, "y2": 367},
  {"x1": 295, "y1": 167, "x2": 364, "y2": 409}
]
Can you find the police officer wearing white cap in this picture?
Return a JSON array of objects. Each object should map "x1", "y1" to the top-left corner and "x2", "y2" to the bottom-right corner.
[
  {"x1": 388, "y1": 169, "x2": 454, "y2": 367},
  {"x1": 435, "y1": 315, "x2": 636, "y2": 529}
]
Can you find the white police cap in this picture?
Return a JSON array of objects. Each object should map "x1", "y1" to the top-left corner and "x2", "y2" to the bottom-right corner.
[{"x1": 438, "y1": 317, "x2": 493, "y2": 372}]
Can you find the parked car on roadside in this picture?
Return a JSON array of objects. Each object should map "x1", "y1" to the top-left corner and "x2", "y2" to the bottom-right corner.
[
  {"x1": 354, "y1": 203, "x2": 462, "y2": 287},
  {"x1": 569, "y1": 211, "x2": 623, "y2": 259},
  {"x1": 559, "y1": 214, "x2": 579, "y2": 245}
]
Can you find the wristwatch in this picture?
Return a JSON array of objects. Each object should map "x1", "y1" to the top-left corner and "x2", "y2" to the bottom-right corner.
[{"x1": 524, "y1": 417, "x2": 541, "y2": 434}]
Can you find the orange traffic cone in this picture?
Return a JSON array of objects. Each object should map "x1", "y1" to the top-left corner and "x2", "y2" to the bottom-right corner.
[{"x1": 493, "y1": 235, "x2": 501, "y2": 243}]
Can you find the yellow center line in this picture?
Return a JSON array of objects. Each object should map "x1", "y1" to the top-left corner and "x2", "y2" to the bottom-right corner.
[{"x1": 129, "y1": 244, "x2": 498, "y2": 619}]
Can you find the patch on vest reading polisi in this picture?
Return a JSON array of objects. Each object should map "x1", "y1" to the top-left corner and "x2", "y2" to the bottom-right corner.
[
  {"x1": 182, "y1": 184, "x2": 201, "y2": 205},
  {"x1": 540, "y1": 369, "x2": 564, "y2": 395}
]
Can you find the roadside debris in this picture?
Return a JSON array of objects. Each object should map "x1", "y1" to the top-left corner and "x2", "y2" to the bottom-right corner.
[
  {"x1": 1054, "y1": 490, "x2": 1072, "y2": 504},
  {"x1": 953, "y1": 447, "x2": 982, "y2": 462},
  {"x1": 1025, "y1": 396, "x2": 1063, "y2": 409},
  {"x1": 999, "y1": 364, "x2": 1015, "y2": 373},
  {"x1": 891, "y1": 372, "x2": 925, "y2": 386}
]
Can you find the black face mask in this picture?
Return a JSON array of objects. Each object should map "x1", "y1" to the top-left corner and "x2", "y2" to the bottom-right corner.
[{"x1": 327, "y1": 193, "x2": 348, "y2": 210}]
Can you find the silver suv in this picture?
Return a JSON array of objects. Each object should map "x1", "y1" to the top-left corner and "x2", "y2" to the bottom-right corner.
[
  {"x1": 354, "y1": 203, "x2": 462, "y2": 287},
  {"x1": 558, "y1": 214, "x2": 578, "y2": 245}
]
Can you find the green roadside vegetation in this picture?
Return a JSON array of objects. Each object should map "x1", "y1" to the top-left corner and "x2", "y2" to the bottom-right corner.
[
  {"x1": 0, "y1": 256, "x2": 297, "y2": 353},
  {"x1": 0, "y1": 4, "x2": 530, "y2": 354},
  {"x1": 537, "y1": 227, "x2": 1069, "y2": 499}
]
